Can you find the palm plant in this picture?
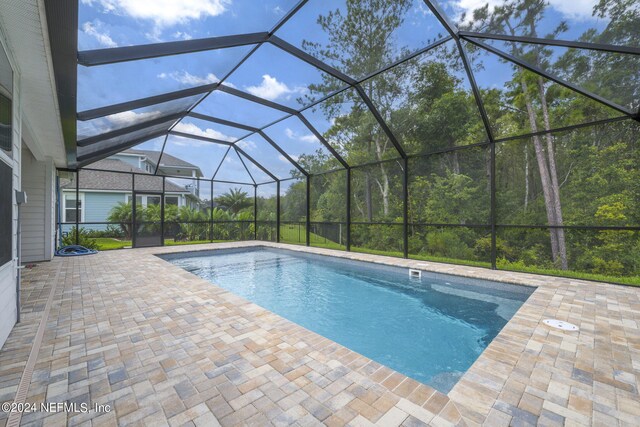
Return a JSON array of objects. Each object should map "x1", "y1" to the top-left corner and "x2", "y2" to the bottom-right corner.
[
  {"x1": 214, "y1": 188, "x2": 252, "y2": 214},
  {"x1": 178, "y1": 206, "x2": 208, "y2": 241},
  {"x1": 107, "y1": 202, "x2": 133, "y2": 239}
]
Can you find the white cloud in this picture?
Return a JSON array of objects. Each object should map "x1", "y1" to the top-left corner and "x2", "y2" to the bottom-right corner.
[
  {"x1": 279, "y1": 154, "x2": 299, "y2": 163},
  {"x1": 82, "y1": 0, "x2": 229, "y2": 27},
  {"x1": 173, "y1": 31, "x2": 193, "y2": 40},
  {"x1": 284, "y1": 128, "x2": 318, "y2": 144},
  {"x1": 236, "y1": 139, "x2": 257, "y2": 150},
  {"x1": 157, "y1": 71, "x2": 220, "y2": 86},
  {"x1": 173, "y1": 122, "x2": 235, "y2": 145},
  {"x1": 108, "y1": 110, "x2": 162, "y2": 126},
  {"x1": 547, "y1": 0, "x2": 598, "y2": 21},
  {"x1": 82, "y1": 21, "x2": 118, "y2": 48},
  {"x1": 245, "y1": 75, "x2": 306, "y2": 101},
  {"x1": 451, "y1": 0, "x2": 599, "y2": 23}
]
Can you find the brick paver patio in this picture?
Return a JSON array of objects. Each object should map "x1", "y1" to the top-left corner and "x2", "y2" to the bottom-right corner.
[{"x1": 0, "y1": 241, "x2": 638, "y2": 426}]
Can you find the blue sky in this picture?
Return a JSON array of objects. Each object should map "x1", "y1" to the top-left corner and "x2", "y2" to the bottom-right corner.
[{"x1": 77, "y1": 0, "x2": 616, "y2": 186}]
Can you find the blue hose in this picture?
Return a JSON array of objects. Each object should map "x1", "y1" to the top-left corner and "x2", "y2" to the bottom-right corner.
[{"x1": 55, "y1": 245, "x2": 98, "y2": 256}]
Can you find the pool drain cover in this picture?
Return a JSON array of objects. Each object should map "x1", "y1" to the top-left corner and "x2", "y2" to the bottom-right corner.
[{"x1": 543, "y1": 319, "x2": 579, "y2": 331}]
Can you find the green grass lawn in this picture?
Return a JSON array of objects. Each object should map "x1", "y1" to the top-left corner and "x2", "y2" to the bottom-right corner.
[
  {"x1": 280, "y1": 227, "x2": 640, "y2": 286},
  {"x1": 91, "y1": 238, "x2": 131, "y2": 250},
  {"x1": 279, "y1": 225, "x2": 346, "y2": 249},
  {"x1": 164, "y1": 239, "x2": 229, "y2": 246},
  {"x1": 496, "y1": 262, "x2": 640, "y2": 287}
]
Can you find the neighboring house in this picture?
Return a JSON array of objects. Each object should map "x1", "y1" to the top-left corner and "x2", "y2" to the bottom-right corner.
[{"x1": 60, "y1": 150, "x2": 204, "y2": 231}]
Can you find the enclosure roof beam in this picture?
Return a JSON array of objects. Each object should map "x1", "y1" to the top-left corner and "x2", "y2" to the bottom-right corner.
[
  {"x1": 354, "y1": 85, "x2": 407, "y2": 159},
  {"x1": 456, "y1": 39, "x2": 495, "y2": 142},
  {"x1": 165, "y1": 0, "x2": 308, "y2": 137},
  {"x1": 76, "y1": 130, "x2": 167, "y2": 166},
  {"x1": 296, "y1": 113, "x2": 349, "y2": 169},
  {"x1": 77, "y1": 84, "x2": 216, "y2": 121},
  {"x1": 268, "y1": 36, "x2": 357, "y2": 85},
  {"x1": 421, "y1": 0, "x2": 459, "y2": 39},
  {"x1": 76, "y1": 0, "x2": 311, "y2": 66},
  {"x1": 153, "y1": 134, "x2": 169, "y2": 175},
  {"x1": 258, "y1": 130, "x2": 308, "y2": 176},
  {"x1": 187, "y1": 112, "x2": 259, "y2": 132},
  {"x1": 234, "y1": 146, "x2": 257, "y2": 185},
  {"x1": 217, "y1": 84, "x2": 298, "y2": 114},
  {"x1": 235, "y1": 146, "x2": 279, "y2": 182},
  {"x1": 77, "y1": 112, "x2": 183, "y2": 146},
  {"x1": 467, "y1": 38, "x2": 635, "y2": 116},
  {"x1": 459, "y1": 31, "x2": 640, "y2": 55},
  {"x1": 77, "y1": 32, "x2": 269, "y2": 66},
  {"x1": 169, "y1": 131, "x2": 234, "y2": 146},
  {"x1": 211, "y1": 146, "x2": 232, "y2": 180}
]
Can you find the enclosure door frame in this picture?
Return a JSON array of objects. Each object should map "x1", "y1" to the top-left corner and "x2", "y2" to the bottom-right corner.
[{"x1": 132, "y1": 190, "x2": 164, "y2": 248}]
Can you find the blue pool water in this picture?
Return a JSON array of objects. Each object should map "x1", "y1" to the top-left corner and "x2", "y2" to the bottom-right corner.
[{"x1": 162, "y1": 248, "x2": 533, "y2": 393}]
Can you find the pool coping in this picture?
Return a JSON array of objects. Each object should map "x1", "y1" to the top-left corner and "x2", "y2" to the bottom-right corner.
[{"x1": 157, "y1": 243, "x2": 536, "y2": 392}]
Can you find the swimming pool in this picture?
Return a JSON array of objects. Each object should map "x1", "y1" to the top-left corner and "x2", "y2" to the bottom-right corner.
[{"x1": 161, "y1": 247, "x2": 533, "y2": 393}]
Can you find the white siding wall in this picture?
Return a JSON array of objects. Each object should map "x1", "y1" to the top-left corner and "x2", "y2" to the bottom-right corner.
[
  {"x1": 0, "y1": 54, "x2": 21, "y2": 348},
  {"x1": 20, "y1": 145, "x2": 54, "y2": 262}
]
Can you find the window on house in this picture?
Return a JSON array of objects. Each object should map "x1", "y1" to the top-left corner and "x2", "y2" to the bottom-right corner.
[
  {"x1": 147, "y1": 196, "x2": 161, "y2": 206},
  {"x1": 0, "y1": 160, "x2": 11, "y2": 266},
  {"x1": 126, "y1": 195, "x2": 143, "y2": 206},
  {"x1": 165, "y1": 196, "x2": 179, "y2": 206},
  {"x1": 64, "y1": 193, "x2": 82, "y2": 222},
  {"x1": 0, "y1": 42, "x2": 12, "y2": 156}
]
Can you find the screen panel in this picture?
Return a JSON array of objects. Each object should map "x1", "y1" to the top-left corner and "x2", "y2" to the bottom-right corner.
[
  {"x1": 163, "y1": 177, "x2": 211, "y2": 246},
  {"x1": 362, "y1": 40, "x2": 488, "y2": 156},
  {"x1": 279, "y1": 178, "x2": 307, "y2": 245},
  {"x1": 409, "y1": 146, "x2": 490, "y2": 225},
  {"x1": 256, "y1": 182, "x2": 278, "y2": 241},
  {"x1": 276, "y1": 0, "x2": 449, "y2": 79},
  {"x1": 78, "y1": 46, "x2": 252, "y2": 111},
  {"x1": 78, "y1": 0, "x2": 299, "y2": 49},
  {"x1": 461, "y1": 40, "x2": 624, "y2": 140},
  {"x1": 496, "y1": 120, "x2": 640, "y2": 227},
  {"x1": 301, "y1": 86, "x2": 402, "y2": 166}
]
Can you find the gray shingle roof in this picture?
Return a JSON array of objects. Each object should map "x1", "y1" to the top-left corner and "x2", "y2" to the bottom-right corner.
[
  {"x1": 60, "y1": 158, "x2": 190, "y2": 193},
  {"x1": 124, "y1": 149, "x2": 202, "y2": 175}
]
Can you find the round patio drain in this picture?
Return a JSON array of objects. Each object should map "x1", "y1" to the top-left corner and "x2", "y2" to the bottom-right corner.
[{"x1": 543, "y1": 319, "x2": 579, "y2": 331}]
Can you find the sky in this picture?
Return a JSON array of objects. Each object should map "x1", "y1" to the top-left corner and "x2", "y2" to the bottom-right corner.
[{"x1": 77, "y1": 0, "x2": 616, "y2": 186}]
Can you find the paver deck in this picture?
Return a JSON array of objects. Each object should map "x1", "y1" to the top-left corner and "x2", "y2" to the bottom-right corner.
[{"x1": 0, "y1": 241, "x2": 638, "y2": 426}]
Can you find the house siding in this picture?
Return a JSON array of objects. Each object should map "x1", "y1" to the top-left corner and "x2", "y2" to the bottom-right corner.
[
  {"x1": 20, "y1": 145, "x2": 55, "y2": 262},
  {"x1": 84, "y1": 192, "x2": 125, "y2": 223},
  {"x1": 111, "y1": 153, "x2": 139, "y2": 169}
]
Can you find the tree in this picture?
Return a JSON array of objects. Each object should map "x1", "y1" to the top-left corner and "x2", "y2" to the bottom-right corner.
[
  {"x1": 214, "y1": 188, "x2": 252, "y2": 215},
  {"x1": 304, "y1": 0, "x2": 414, "y2": 219},
  {"x1": 107, "y1": 202, "x2": 133, "y2": 239},
  {"x1": 464, "y1": 0, "x2": 569, "y2": 269}
]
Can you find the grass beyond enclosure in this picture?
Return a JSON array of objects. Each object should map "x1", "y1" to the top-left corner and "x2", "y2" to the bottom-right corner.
[
  {"x1": 88, "y1": 228, "x2": 640, "y2": 286},
  {"x1": 91, "y1": 237, "x2": 131, "y2": 250}
]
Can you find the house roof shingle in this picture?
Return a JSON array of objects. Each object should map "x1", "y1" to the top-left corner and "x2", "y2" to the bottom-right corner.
[
  {"x1": 60, "y1": 158, "x2": 191, "y2": 193},
  {"x1": 123, "y1": 149, "x2": 202, "y2": 175}
]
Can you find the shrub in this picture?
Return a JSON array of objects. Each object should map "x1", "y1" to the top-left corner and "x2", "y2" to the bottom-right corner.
[{"x1": 60, "y1": 227, "x2": 99, "y2": 250}]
